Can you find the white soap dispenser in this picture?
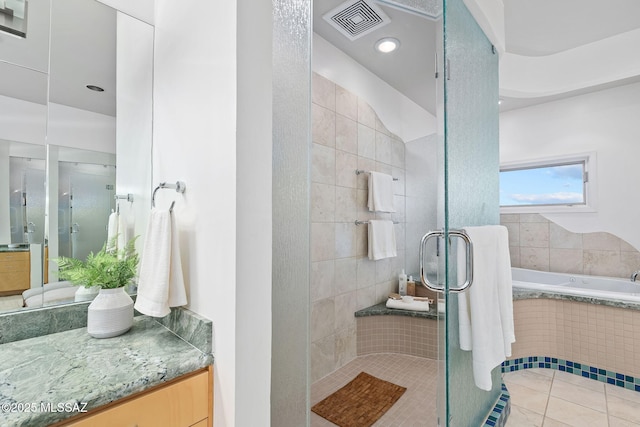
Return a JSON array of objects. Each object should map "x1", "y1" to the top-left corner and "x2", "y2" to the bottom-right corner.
[{"x1": 398, "y1": 269, "x2": 407, "y2": 296}]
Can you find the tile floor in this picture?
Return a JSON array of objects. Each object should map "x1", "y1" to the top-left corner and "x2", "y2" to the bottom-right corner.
[
  {"x1": 504, "y1": 368, "x2": 640, "y2": 426},
  {"x1": 311, "y1": 353, "x2": 439, "y2": 426}
]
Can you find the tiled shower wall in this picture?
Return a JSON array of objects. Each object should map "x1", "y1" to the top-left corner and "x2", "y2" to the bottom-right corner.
[
  {"x1": 501, "y1": 214, "x2": 640, "y2": 279},
  {"x1": 311, "y1": 73, "x2": 407, "y2": 382}
]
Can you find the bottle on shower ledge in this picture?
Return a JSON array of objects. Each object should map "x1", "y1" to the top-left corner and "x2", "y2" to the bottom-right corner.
[{"x1": 398, "y1": 269, "x2": 407, "y2": 296}]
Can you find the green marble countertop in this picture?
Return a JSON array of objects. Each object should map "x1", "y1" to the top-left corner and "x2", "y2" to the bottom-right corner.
[
  {"x1": 355, "y1": 301, "x2": 440, "y2": 319},
  {"x1": 0, "y1": 316, "x2": 213, "y2": 427},
  {"x1": 512, "y1": 288, "x2": 640, "y2": 310},
  {"x1": 0, "y1": 245, "x2": 30, "y2": 253}
]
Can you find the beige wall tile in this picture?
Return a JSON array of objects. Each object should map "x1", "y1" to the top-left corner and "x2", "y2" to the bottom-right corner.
[
  {"x1": 335, "y1": 151, "x2": 358, "y2": 189},
  {"x1": 311, "y1": 260, "x2": 335, "y2": 302},
  {"x1": 391, "y1": 139, "x2": 405, "y2": 169},
  {"x1": 311, "y1": 336, "x2": 336, "y2": 383},
  {"x1": 335, "y1": 222, "x2": 357, "y2": 259},
  {"x1": 583, "y1": 250, "x2": 622, "y2": 277},
  {"x1": 620, "y1": 239, "x2": 639, "y2": 253},
  {"x1": 550, "y1": 248, "x2": 583, "y2": 274},
  {"x1": 375, "y1": 132, "x2": 392, "y2": 164},
  {"x1": 356, "y1": 157, "x2": 376, "y2": 190},
  {"x1": 500, "y1": 214, "x2": 520, "y2": 223},
  {"x1": 335, "y1": 85, "x2": 357, "y2": 120},
  {"x1": 335, "y1": 187, "x2": 357, "y2": 222},
  {"x1": 520, "y1": 247, "x2": 550, "y2": 271},
  {"x1": 392, "y1": 167, "x2": 405, "y2": 196},
  {"x1": 550, "y1": 223, "x2": 583, "y2": 249},
  {"x1": 334, "y1": 327, "x2": 357, "y2": 368},
  {"x1": 357, "y1": 98, "x2": 376, "y2": 128},
  {"x1": 509, "y1": 246, "x2": 521, "y2": 268},
  {"x1": 356, "y1": 285, "x2": 376, "y2": 310},
  {"x1": 311, "y1": 222, "x2": 335, "y2": 262},
  {"x1": 312, "y1": 143, "x2": 335, "y2": 185},
  {"x1": 312, "y1": 104, "x2": 335, "y2": 147},
  {"x1": 583, "y1": 232, "x2": 622, "y2": 251},
  {"x1": 504, "y1": 222, "x2": 520, "y2": 246},
  {"x1": 355, "y1": 223, "x2": 368, "y2": 257},
  {"x1": 334, "y1": 292, "x2": 357, "y2": 332},
  {"x1": 334, "y1": 258, "x2": 357, "y2": 295},
  {"x1": 520, "y1": 222, "x2": 550, "y2": 248},
  {"x1": 374, "y1": 114, "x2": 391, "y2": 136},
  {"x1": 335, "y1": 114, "x2": 358, "y2": 154},
  {"x1": 357, "y1": 257, "x2": 376, "y2": 289},
  {"x1": 311, "y1": 298, "x2": 335, "y2": 342},
  {"x1": 311, "y1": 183, "x2": 335, "y2": 223},
  {"x1": 312, "y1": 73, "x2": 335, "y2": 110},
  {"x1": 357, "y1": 123, "x2": 376, "y2": 160}
]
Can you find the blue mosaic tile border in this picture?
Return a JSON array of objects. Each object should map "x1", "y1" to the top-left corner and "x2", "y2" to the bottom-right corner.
[
  {"x1": 502, "y1": 356, "x2": 640, "y2": 392},
  {"x1": 483, "y1": 383, "x2": 510, "y2": 427}
]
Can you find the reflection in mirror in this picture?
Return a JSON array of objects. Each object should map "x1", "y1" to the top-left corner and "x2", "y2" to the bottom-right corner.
[
  {"x1": 0, "y1": 141, "x2": 46, "y2": 312},
  {"x1": 0, "y1": 0, "x2": 49, "y2": 314},
  {"x1": 0, "y1": 0, "x2": 153, "y2": 314},
  {"x1": 43, "y1": 0, "x2": 154, "y2": 310}
]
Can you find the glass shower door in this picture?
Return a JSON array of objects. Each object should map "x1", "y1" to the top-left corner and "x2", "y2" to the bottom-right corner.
[{"x1": 440, "y1": 0, "x2": 501, "y2": 424}]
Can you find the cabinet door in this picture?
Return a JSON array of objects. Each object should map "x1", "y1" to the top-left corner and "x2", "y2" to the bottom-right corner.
[
  {"x1": 64, "y1": 370, "x2": 209, "y2": 427},
  {"x1": 0, "y1": 252, "x2": 30, "y2": 293}
]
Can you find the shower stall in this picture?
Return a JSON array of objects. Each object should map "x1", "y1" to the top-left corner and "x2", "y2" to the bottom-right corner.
[
  {"x1": 303, "y1": 0, "x2": 501, "y2": 425},
  {"x1": 57, "y1": 161, "x2": 116, "y2": 261}
]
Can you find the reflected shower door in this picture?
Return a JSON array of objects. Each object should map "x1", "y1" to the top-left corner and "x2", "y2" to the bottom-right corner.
[{"x1": 67, "y1": 170, "x2": 115, "y2": 260}]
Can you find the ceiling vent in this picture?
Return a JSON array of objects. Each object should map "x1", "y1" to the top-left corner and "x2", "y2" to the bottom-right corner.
[{"x1": 323, "y1": 0, "x2": 391, "y2": 41}]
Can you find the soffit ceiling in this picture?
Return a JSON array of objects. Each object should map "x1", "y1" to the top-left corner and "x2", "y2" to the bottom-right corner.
[
  {"x1": 314, "y1": 0, "x2": 640, "y2": 114},
  {"x1": 0, "y1": 0, "x2": 116, "y2": 116}
]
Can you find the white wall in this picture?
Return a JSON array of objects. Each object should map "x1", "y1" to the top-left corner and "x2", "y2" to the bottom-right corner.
[
  {"x1": 0, "y1": 95, "x2": 47, "y2": 146},
  {"x1": 116, "y1": 12, "x2": 154, "y2": 255},
  {"x1": 500, "y1": 81, "x2": 640, "y2": 250},
  {"x1": 313, "y1": 35, "x2": 437, "y2": 142},
  {"x1": 153, "y1": 0, "x2": 267, "y2": 425},
  {"x1": 47, "y1": 102, "x2": 116, "y2": 153}
]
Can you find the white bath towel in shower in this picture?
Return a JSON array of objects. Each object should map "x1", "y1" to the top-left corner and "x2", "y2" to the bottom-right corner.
[
  {"x1": 457, "y1": 225, "x2": 514, "y2": 391},
  {"x1": 367, "y1": 219, "x2": 397, "y2": 260},
  {"x1": 367, "y1": 171, "x2": 395, "y2": 212},
  {"x1": 134, "y1": 208, "x2": 187, "y2": 317}
]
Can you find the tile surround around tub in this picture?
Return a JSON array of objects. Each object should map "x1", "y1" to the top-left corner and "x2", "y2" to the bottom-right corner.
[
  {"x1": 311, "y1": 73, "x2": 408, "y2": 382},
  {"x1": 501, "y1": 214, "x2": 640, "y2": 279}
]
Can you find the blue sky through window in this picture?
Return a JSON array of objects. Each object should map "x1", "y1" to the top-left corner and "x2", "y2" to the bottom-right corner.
[{"x1": 500, "y1": 163, "x2": 585, "y2": 206}]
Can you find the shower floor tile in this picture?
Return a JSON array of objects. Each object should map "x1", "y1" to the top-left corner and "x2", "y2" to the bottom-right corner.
[{"x1": 311, "y1": 353, "x2": 440, "y2": 426}]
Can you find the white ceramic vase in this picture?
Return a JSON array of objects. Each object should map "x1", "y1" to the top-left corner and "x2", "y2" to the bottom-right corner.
[
  {"x1": 87, "y1": 287, "x2": 134, "y2": 339},
  {"x1": 75, "y1": 285, "x2": 100, "y2": 302}
]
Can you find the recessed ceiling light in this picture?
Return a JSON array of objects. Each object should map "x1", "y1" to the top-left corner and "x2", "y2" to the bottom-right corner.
[
  {"x1": 86, "y1": 85, "x2": 104, "y2": 92},
  {"x1": 375, "y1": 37, "x2": 400, "y2": 53}
]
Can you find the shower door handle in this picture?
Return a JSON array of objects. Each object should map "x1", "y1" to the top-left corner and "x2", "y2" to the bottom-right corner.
[{"x1": 419, "y1": 229, "x2": 474, "y2": 293}]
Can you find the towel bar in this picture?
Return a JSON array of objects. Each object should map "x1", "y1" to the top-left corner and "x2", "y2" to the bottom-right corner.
[
  {"x1": 114, "y1": 193, "x2": 134, "y2": 202},
  {"x1": 152, "y1": 181, "x2": 186, "y2": 211},
  {"x1": 355, "y1": 169, "x2": 399, "y2": 181},
  {"x1": 354, "y1": 220, "x2": 400, "y2": 225}
]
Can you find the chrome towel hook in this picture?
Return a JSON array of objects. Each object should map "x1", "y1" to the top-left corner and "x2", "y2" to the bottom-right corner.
[{"x1": 152, "y1": 181, "x2": 186, "y2": 211}]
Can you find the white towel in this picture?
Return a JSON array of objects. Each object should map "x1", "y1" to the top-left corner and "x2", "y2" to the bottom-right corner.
[
  {"x1": 134, "y1": 208, "x2": 187, "y2": 317},
  {"x1": 367, "y1": 219, "x2": 397, "y2": 260},
  {"x1": 116, "y1": 204, "x2": 134, "y2": 257},
  {"x1": 367, "y1": 171, "x2": 395, "y2": 213},
  {"x1": 106, "y1": 211, "x2": 118, "y2": 252},
  {"x1": 386, "y1": 298, "x2": 430, "y2": 312},
  {"x1": 457, "y1": 225, "x2": 515, "y2": 391}
]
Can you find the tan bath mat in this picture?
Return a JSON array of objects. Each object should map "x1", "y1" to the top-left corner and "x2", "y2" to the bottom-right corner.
[{"x1": 311, "y1": 371, "x2": 407, "y2": 427}]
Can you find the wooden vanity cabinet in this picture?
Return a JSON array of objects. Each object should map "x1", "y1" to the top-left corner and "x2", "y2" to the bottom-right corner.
[
  {"x1": 56, "y1": 367, "x2": 213, "y2": 427},
  {"x1": 0, "y1": 251, "x2": 30, "y2": 295}
]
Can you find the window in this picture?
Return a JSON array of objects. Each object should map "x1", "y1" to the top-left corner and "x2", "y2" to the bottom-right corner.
[{"x1": 500, "y1": 153, "x2": 597, "y2": 213}]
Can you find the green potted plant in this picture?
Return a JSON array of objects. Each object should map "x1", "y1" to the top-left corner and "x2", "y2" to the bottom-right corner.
[{"x1": 56, "y1": 237, "x2": 139, "y2": 338}]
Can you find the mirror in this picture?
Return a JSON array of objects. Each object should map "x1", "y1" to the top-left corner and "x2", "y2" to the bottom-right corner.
[
  {"x1": 0, "y1": 0, "x2": 153, "y2": 313},
  {"x1": 0, "y1": 0, "x2": 49, "y2": 312}
]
